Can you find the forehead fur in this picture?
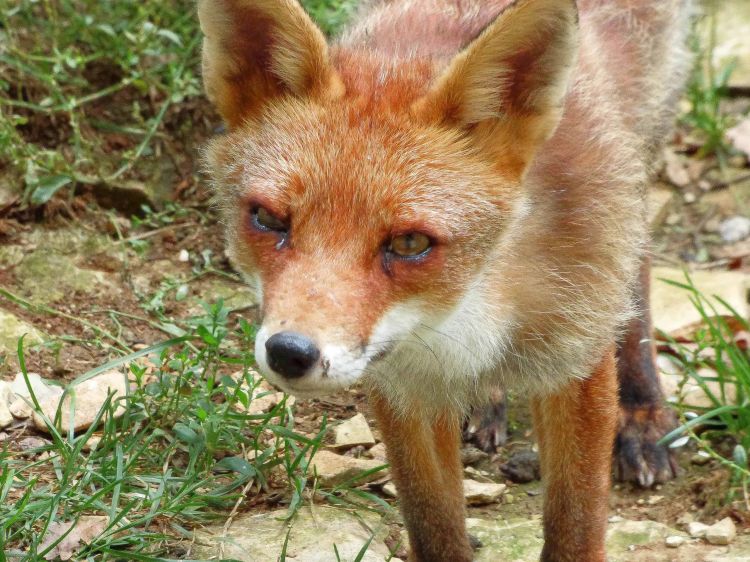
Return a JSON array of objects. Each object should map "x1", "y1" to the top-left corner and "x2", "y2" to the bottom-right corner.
[{"x1": 207, "y1": 82, "x2": 517, "y2": 241}]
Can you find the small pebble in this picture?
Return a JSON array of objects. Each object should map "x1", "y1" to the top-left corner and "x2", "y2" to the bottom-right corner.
[
  {"x1": 719, "y1": 215, "x2": 750, "y2": 243},
  {"x1": 691, "y1": 451, "x2": 711, "y2": 466},
  {"x1": 178, "y1": 249, "x2": 190, "y2": 262},
  {"x1": 665, "y1": 535, "x2": 685, "y2": 548}
]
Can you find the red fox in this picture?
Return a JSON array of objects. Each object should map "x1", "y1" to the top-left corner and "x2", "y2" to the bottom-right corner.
[{"x1": 198, "y1": 0, "x2": 692, "y2": 560}]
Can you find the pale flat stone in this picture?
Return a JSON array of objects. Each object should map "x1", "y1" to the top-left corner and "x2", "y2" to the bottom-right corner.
[
  {"x1": 648, "y1": 185, "x2": 674, "y2": 227},
  {"x1": 0, "y1": 381, "x2": 14, "y2": 428},
  {"x1": 706, "y1": 518, "x2": 736, "y2": 546},
  {"x1": 366, "y1": 442, "x2": 388, "y2": 461},
  {"x1": 233, "y1": 378, "x2": 293, "y2": 415},
  {"x1": 32, "y1": 371, "x2": 128, "y2": 434},
  {"x1": 651, "y1": 268, "x2": 750, "y2": 335},
  {"x1": 193, "y1": 506, "x2": 399, "y2": 562},
  {"x1": 334, "y1": 413, "x2": 375, "y2": 449},
  {"x1": 310, "y1": 450, "x2": 387, "y2": 487},
  {"x1": 10, "y1": 372, "x2": 63, "y2": 419},
  {"x1": 662, "y1": 369, "x2": 737, "y2": 409},
  {"x1": 666, "y1": 535, "x2": 686, "y2": 548},
  {"x1": 710, "y1": 0, "x2": 750, "y2": 90},
  {"x1": 463, "y1": 479, "x2": 506, "y2": 505},
  {"x1": 688, "y1": 521, "x2": 710, "y2": 538},
  {"x1": 382, "y1": 482, "x2": 398, "y2": 497},
  {"x1": 0, "y1": 311, "x2": 44, "y2": 357}
]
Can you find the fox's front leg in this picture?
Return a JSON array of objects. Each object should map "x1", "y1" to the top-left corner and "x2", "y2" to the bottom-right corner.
[
  {"x1": 532, "y1": 349, "x2": 618, "y2": 562},
  {"x1": 370, "y1": 391, "x2": 472, "y2": 562}
]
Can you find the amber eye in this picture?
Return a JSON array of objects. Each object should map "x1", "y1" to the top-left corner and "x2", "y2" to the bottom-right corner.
[
  {"x1": 389, "y1": 233, "x2": 431, "y2": 258},
  {"x1": 252, "y1": 206, "x2": 287, "y2": 233}
]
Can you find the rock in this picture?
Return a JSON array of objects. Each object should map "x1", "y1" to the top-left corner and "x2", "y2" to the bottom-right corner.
[
  {"x1": 32, "y1": 371, "x2": 128, "y2": 434},
  {"x1": 15, "y1": 250, "x2": 114, "y2": 305},
  {"x1": 18, "y1": 436, "x2": 51, "y2": 456},
  {"x1": 382, "y1": 482, "x2": 398, "y2": 497},
  {"x1": 240, "y1": 381, "x2": 286, "y2": 415},
  {"x1": 651, "y1": 267, "x2": 750, "y2": 335},
  {"x1": 461, "y1": 445, "x2": 489, "y2": 466},
  {"x1": 193, "y1": 506, "x2": 397, "y2": 562},
  {"x1": 501, "y1": 449, "x2": 541, "y2": 483},
  {"x1": 727, "y1": 118, "x2": 750, "y2": 158},
  {"x1": 463, "y1": 479, "x2": 506, "y2": 505},
  {"x1": 366, "y1": 442, "x2": 388, "y2": 461},
  {"x1": 467, "y1": 516, "x2": 543, "y2": 561},
  {"x1": 662, "y1": 369, "x2": 737, "y2": 409},
  {"x1": 691, "y1": 452, "x2": 712, "y2": 466},
  {"x1": 706, "y1": 518, "x2": 736, "y2": 546},
  {"x1": 688, "y1": 521, "x2": 709, "y2": 538},
  {"x1": 334, "y1": 413, "x2": 375, "y2": 449},
  {"x1": 0, "y1": 381, "x2": 14, "y2": 428},
  {"x1": 719, "y1": 216, "x2": 750, "y2": 243},
  {"x1": 606, "y1": 519, "x2": 680, "y2": 552},
  {"x1": 648, "y1": 185, "x2": 674, "y2": 227},
  {"x1": 310, "y1": 450, "x2": 387, "y2": 487},
  {"x1": 0, "y1": 311, "x2": 45, "y2": 358},
  {"x1": 9, "y1": 372, "x2": 64, "y2": 419},
  {"x1": 710, "y1": 0, "x2": 750, "y2": 90},
  {"x1": 666, "y1": 535, "x2": 685, "y2": 548}
]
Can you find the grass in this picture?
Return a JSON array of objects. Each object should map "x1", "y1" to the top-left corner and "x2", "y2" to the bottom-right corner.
[
  {"x1": 659, "y1": 276, "x2": 750, "y2": 510},
  {"x1": 0, "y1": 297, "x2": 391, "y2": 560},
  {"x1": 681, "y1": 3, "x2": 739, "y2": 167},
  {"x1": 0, "y1": 300, "x2": 335, "y2": 560},
  {"x1": 0, "y1": 0, "x2": 356, "y2": 208}
]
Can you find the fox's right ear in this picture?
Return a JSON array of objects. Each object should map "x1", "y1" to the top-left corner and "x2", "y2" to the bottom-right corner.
[{"x1": 198, "y1": 0, "x2": 343, "y2": 128}]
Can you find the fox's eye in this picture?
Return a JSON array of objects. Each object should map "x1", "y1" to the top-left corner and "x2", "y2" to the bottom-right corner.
[
  {"x1": 389, "y1": 233, "x2": 431, "y2": 258},
  {"x1": 252, "y1": 206, "x2": 288, "y2": 233}
]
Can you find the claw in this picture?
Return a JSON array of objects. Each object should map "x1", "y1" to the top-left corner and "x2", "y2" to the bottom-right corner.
[{"x1": 614, "y1": 404, "x2": 678, "y2": 488}]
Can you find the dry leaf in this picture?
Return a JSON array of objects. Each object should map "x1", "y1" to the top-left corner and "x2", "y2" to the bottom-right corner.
[
  {"x1": 39, "y1": 516, "x2": 108, "y2": 560},
  {"x1": 727, "y1": 118, "x2": 750, "y2": 157}
]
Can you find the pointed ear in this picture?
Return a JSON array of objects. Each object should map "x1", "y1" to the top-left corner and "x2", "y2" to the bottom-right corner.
[
  {"x1": 198, "y1": 0, "x2": 344, "y2": 128},
  {"x1": 412, "y1": 0, "x2": 578, "y2": 180}
]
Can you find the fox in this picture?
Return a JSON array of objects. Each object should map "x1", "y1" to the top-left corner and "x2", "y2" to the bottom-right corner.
[{"x1": 198, "y1": 0, "x2": 692, "y2": 560}]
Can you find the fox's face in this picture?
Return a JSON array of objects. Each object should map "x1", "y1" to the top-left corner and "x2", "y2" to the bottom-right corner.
[{"x1": 200, "y1": 0, "x2": 578, "y2": 396}]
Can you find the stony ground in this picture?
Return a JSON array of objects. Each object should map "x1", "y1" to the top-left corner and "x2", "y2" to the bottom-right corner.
[{"x1": 2, "y1": 1, "x2": 750, "y2": 560}]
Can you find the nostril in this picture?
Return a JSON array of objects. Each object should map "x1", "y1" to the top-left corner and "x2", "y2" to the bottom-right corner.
[{"x1": 265, "y1": 331, "x2": 320, "y2": 379}]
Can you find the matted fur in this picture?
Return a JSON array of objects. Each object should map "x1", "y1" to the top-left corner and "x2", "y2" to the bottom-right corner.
[{"x1": 200, "y1": 0, "x2": 692, "y2": 417}]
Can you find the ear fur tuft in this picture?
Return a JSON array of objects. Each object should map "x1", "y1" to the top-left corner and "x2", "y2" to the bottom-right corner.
[
  {"x1": 199, "y1": 0, "x2": 343, "y2": 128},
  {"x1": 413, "y1": 0, "x2": 579, "y2": 179}
]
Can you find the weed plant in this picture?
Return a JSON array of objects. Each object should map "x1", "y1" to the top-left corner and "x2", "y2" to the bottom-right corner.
[
  {"x1": 0, "y1": 301, "x2": 330, "y2": 560},
  {"x1": 660, "y1": 277, "x2": 750, "y2": 509}
]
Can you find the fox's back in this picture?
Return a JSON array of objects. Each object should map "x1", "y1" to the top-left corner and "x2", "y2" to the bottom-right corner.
[{"x1": 342, "y1": 0, "x2": 691, "y2": 147}]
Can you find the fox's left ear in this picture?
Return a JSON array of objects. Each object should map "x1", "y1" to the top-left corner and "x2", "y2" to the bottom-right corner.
[
  {"x1": 198, "y1": 0, "x2": 343, "y2": 128},
  {"x1": 413, "y1": 0, "x2": 578, "y2": 180}
]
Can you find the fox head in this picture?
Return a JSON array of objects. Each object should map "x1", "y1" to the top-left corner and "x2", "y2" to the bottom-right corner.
[{"x1": 200, "y1": 0, "x2": 578, "y2": 398}]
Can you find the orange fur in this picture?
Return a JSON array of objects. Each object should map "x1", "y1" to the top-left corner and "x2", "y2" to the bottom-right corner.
[
  {"x1": 371, "y1": 391, "x2": 472, "y2": 561},
  {"x1": 198, "y1": 0, "x2": 692, "y2": 558},
  {"x1": 531, "y1": 349, "x2": 618, "y2": 562}
]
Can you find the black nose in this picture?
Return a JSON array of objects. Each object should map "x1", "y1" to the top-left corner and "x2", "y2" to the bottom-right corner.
[{"x1": 265, "y1": 331, "x2": 320, "y2": 379}]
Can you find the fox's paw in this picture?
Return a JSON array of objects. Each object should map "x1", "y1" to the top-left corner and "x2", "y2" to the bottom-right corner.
[
  {"x1": 463, "y1": 398, "x2": 507, "y2": 453},
  {"x1": 614, "y1": 404, "x2": 678, "y2": 488}
]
